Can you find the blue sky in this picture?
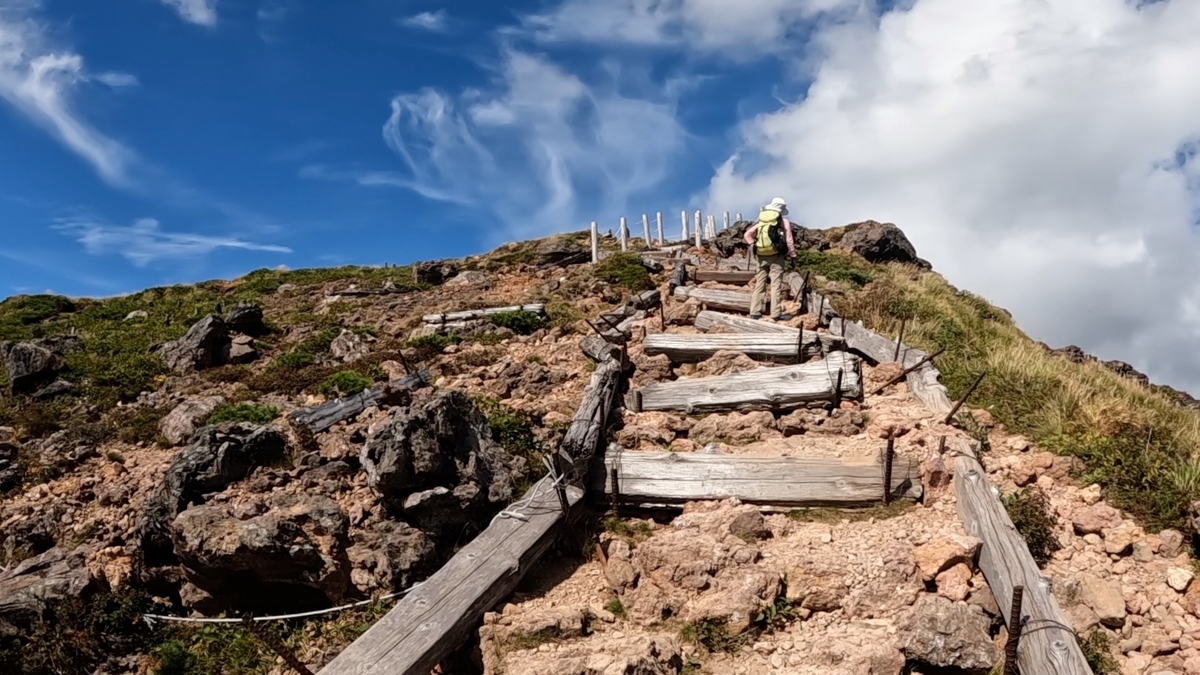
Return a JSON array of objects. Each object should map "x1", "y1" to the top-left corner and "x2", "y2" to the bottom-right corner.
[{"x1": 5, "y1": 0, "x2": 1200, "y2": 391}]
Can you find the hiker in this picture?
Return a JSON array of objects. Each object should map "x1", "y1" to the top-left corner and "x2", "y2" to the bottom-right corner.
[{"x1": 743, "y1": 197, "x2": 797, "y2": 321}]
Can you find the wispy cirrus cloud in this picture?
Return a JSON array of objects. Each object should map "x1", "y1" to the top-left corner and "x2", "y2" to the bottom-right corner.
[
  {"x1": 0, "y1": 3, "x2": 137, "y2": 185},
  {"x1": 257, "y1": 0, "x2": 289, "y2": 42},
  {"x1": 54, "y1": 217, "x2": 291, "y2": 267},
  {"x1": 369, "y1": 49, "x2": 688, "y2": 240},
  {"x1": 399, "y1": 10, "x2": 449, "y2": 32},
  {"x1": 159, "y1": 0, "x2": 217, "y2": 27}
]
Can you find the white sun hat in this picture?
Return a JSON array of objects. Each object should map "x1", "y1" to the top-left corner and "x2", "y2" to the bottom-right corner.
[{"x1": 763, "y1": 197, "x2": 788, "y2": 215}]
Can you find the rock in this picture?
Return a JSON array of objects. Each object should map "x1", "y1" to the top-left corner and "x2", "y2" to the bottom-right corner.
[
  {"x1": 1072, "y1": 503, "x2": 1122, "y2": 535},
  {"x1": 482, "y1": 633, "x2": 683, "y2": 675},
  {"x1": 124, "y1": 310, "x2": 148, "y2": 321},
  {"x1": 226, "y1": 335, "x2": 256, "y2": 364},
  {"x1": 223, "y1": 302, "x2": 268, "y2": 336},
  {"x1": 1160, "y1": 529, "x2": 1185, "y2": 558},
  {"x1": 692, "y1": 350, "x2": 761, "y2": 378},
  {"x1": 896, "y1": 594, "x2": 998, "y2": 673},
  {"x1": 1105, "y1": 523, "x2": 1139, "y2": 556},
  {"x1": 690, "y1": 411, "x2": 777, "y2": 446},
  {"x1": 710, "y1": 220, "x2": 829, "y2": 259},
  {"x1": 171, "y1": 494, "x2": 351, "y2": 613},
  {"x1": 153, "y1": 315, "x2": 231, "y2": 373},
  {"x1": 728, "y1": 511, "x2": 771, "y2": 542},
  {"x1": 936, "y1": 564, "x2": 973, "y2": 602},
  {"x1": 159, "y1": 396, "x2": 226, "y2": 446},
  {"x1": 1169, "y1": 568, "x2": 1195, "y2": 593},
  {"x1": 330, "y1": 329, "x2": 370, "y2": 364},
  {"x1": 0, "y1": 547, "x2": 96, "y2": 633},
  {"x1": 344, "y1": 518, "x2": 439, "y2": 595},
  {"x1": 360, "y1": 391, "x2": 526, "y2": 531},
  {"x1": 0, "y1": 503, "x2": 63, "y2": 566},
  {"x1": 0, "y1": 438, "x2": 21, "y2": 492},
  {"x1": 921, "y1": 453, "x2": 953, "y2": 503},
  {"x1": 631, "y1": 353, "x2": 672, "y2": 388},
  {"x1": 913, "y1": 534, "x2": 982, "y2": 581},
  {"x1": 833, "y1": 220, "x2": 921, "y2": 265},
  {"x1": 414, "y1": 260, "x2": 459, "y2": 285},
  {"x1": 1079, "y1": 574, "x2": 1127, "y2": 628},
  {"x1": 444, "y1": 270, "x2": 489, "y2": 288},
  {"x1": 138, "y1": 423, "x2": 289, "y2": 566},
  {"x1": 31, "y1": 379, "x2": 72, "y2": 400},
  {"x1": 786, "y1": 557, "x2": 850, "y2": 613},
  {"x1": 1, "y1": 335, "x2": 81, "y2": 393},
  {"x1": 966, "y1": 585, "x2": 1001, "y2": 619},
  {"x1": 535, "y1": 235, "x2": 587, "y2": 267}
]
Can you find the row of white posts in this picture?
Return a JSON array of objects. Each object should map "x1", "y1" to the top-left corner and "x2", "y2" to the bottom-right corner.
[{"x1": 589, "y1": 210, "x2": 745, "y2": 263}]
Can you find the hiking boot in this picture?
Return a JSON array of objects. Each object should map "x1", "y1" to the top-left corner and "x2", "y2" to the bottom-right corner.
[
  {"x1": 772, "y1": 313, "x2": 794, "y2": 322},
  {"x1": 750, "y1": 313, "x2": 763, "y2": 320}
]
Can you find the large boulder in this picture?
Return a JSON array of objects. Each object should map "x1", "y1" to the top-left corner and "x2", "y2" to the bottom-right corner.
[
  {"x1": 414, "y1": 260, "x2": 460, "y2": 285},
  {"x1": 710, "y1": 220, "x2": 829, "y2": 258},
  {"x1": 152, "y1": 315, "x2": 231, "y2": 373},
  {"x1": 1, "y1": 335, "x2": 82, "y2": 393},
  {"x1": 346, "y1": 520, "x2": 439, "y2": 595},
  {"x1": 0, "y1": 435, "x2": 21, "y2": 493},
  {"x1": 360, "y1": 390, "x2": 527, "y2": 534},
  {"x1": 535, "y1": 235, "x2": 587, "y2": 267},
  {"x1": 223, "y1": 301, "x2": 268, "y2": 337},
  {"x1": 138, "y1": 423, "x2": 289, "y2": 566},
  {"x1": 0, "y1": 547, "x2": 96, "y2": 634},
  {"x1": 158, "y1": 396, "x2": 226, "y2": 446},
  {"x1": 171, "y1": 494, "x2": 351, "y2": 614},
  {"x1": 833, "y1": 220, "x2": 922, "y2": 266},
  {"x1": 896, "y1": 594, "x2": 998, "y2": 673}
]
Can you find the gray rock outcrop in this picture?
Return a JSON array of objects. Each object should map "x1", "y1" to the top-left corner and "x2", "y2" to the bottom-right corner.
[{"x1": 896, "y1": 594, "x2": 998, "y2": 674}]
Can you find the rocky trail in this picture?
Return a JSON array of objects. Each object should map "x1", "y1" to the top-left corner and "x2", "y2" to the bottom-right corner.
[{"x1": 0, "y1": 226, "x2": 1197, "y2": 675}]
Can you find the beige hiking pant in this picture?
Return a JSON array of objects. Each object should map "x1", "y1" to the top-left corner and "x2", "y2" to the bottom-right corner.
[{"x1": 751, "y1": 254, "x2": 786, "y2": 317}]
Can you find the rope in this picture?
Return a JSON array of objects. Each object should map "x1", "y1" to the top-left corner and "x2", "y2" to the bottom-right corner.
[{"x1": 142, "y1": 585, "x2": 421, "y2": 627}]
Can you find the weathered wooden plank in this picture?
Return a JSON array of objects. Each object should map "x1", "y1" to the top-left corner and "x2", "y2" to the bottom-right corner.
[
  {"x1": 423, "y1": 304, "x2": 545, "y2": 325},
  {"x1": 643, "y1": 332, "x2": 824, "y2": 363},
  {"x1": 288, "y1": 372, "x2": 429, "y2": 433},
  {"x1": 672, "y1": 286, "x2": 758, "y2": 313},
  {"x1": 952, "y1": 438, "x2": 1092, "y2": 675},
  {"x1": 561, "y1": 356, "x2": 624, "y2": 482},
  {"x1": 693, "y1": 269, "x2": 755, "y2": 284},
  {"x1": 594, "y1": 448, "x2": 922, "y2": 507},
  {"x1": 830, "y1": 316, "x2": 953, "y2": 414},
  {"x1": 669, "y1": 263, "x2": 688, "y2": 294},
  {"x1": 627, "y1": 352, "x2": 862, "y2": 413},
  {"x1": 316, "y1": 478, "x2": 584, "y2": 675},
  {"x1": 693, "y1": 311, "x2": 846, "y2": 352}
]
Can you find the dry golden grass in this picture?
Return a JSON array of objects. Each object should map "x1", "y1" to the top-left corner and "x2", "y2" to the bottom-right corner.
[{"x1": 839, "y1": 262, "x2": 1200, "y2": 530}]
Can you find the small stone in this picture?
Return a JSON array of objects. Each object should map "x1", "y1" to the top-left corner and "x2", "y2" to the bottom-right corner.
[
  {"x1": 1079, "y1": 574, "x2": 1127, "y2": 628},
  {"x1": 936, "y1": 563, "x2": 972, "y2": 602},
  {"x1": 1169, "y1": 568, "x2": 1196, "y2": 593},
  {"x1": 912, "y1": 534, "x2": 982, "y2": 581},
  {"x1": 1073, "y1": 503, "x2": 1122, "y2": 535},
  {"x1": 1161, "y1": 530, "x2": 1186, "y2": 558},
  {"x1": 1104, "y1": 523, "x2": 1138, "y2": 556}
]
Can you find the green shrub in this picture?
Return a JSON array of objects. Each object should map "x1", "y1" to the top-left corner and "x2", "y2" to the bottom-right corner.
[
  {"x1": 474, "y1": 332, "x2": 507, "y2": 346},
  {"x1": 1002, "y1": 487, "x2": 1061, "y2": 567},
  {"x1": 318, "y1": 371, "x2": 375, "y2": 398},
  {"x1": 1078, "y1": 629, "x2": 1118, "y2": 674},
  {"x1": 475, "y1": 398, "x2": 543, "y2": 494},
  {"x1": 0, "y1": 295, "x2": 77, "y2": 340},
  {"x1": 270, "y1": 351, "x2": 315, "y2": 370},
  {"x1": 604, "y1": 597, "x2": 627, "y2": 619},
  {"x1": 593, "y1": 252, "x2": 653, "y2": 291},
  {"x1": 407, "y1": 333, "x2": 460, "y2": 362},
  {"x1": 546, "y1": 300, "x2": 583, "y2": 330},
  {"x1": 117, "y1": 407, "x2": 169, "y2": 446},
  {"x1": 246, "y1": 364, "x2": 334, "y2": 396},
  {"x1": 489, "y1": 310, "x2": 548, "y2": 336},
  {"x1": 206, "y1": 402, "x2": 280, "y2": 426},
  {"x1": 791, "y1": 250, "x2": 873, "y2": 288},
  {"x1": 680, "y1": 618, "x2": 743, "y2": 653}
]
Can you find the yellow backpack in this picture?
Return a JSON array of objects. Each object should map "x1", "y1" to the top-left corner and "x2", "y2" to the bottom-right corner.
[{"x1": 754, "y1": 210, "x2": 783, "y2": 256}]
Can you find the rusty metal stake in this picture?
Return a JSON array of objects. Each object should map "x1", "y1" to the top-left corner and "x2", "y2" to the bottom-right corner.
[
  {"x1": 545, "y1": 456, "x2": 570, "y2": 518},
  {"x1": 938, "y1": 435, "x2": 947, "y2": 455},
  {"x1": 241, "y1": 615, "x2": 315, "y2": 675},
  {"x1": 869, "y1": 347, "x2": 947, "y2": 396},
  {"x1": 893, "y1": 319, "x2": 907, "y2": 362},
  {"x1": 609, "y1": 467, "x2": 620, "y2": 515},
  {"x1": 883, "y1": 435, "x2": 895, "y2": 505},
  {"x1": 799, "y1": 271, "x2": 811, "y2": 315},
  {"x1": 944, "y1": 370, "x2": 987, "y2": 425},
  {"x1": 830, "y1": 369, "x2": 844, "y2": 414},
  {"x1": 1003, "y1": 585, "x2": 1025, "y2": 675}
]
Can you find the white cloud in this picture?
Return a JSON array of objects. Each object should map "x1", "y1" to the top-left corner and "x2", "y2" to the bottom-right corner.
[
  {"x1": 55, "y1": 217, "x2": 291, "y2": 267},
  {"x1": 400, "y1": 10, "x2": 449, "y2": 32},
  {"x1": 521, "y1": 0, "x2": 862, "y2": 53},
  {"x1": 368, "y1": 49, "x2": 687, "y2": 240},
  {"x1": 93, "y1": 71, "x2": 138, "y2": 88},
  {"x1": 257, "y1": 0, "x2": 289, "y2": 42},
  {"x1": 703, "y1": 0, "x2": 1200, "y2": 392},
  {"x1": 159, "y1": 0, "x2": 217, "y2": 27},
  {"x1": 0, "y1": 5, "x2": 136, "y2": 184}
]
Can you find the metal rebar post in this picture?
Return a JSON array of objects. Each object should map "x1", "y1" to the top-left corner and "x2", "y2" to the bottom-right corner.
[
  {"x1": 883, "y1": 435, "x2": 895, "y2": 505},
  {"x1": 1003, "y1": 585, "x2": 1025, "y2": 675},
  {"x1": 945, "y1": 371, "x2": 988, "y2": 425},
  {"x1": 893, "y1": 319, "x2": 907, "y2": 362},
  {"x1": 869, "y1": 346, "x2": 947, "y2": 396},
  {"x1": 609, "y1": 467, "x2": 620, "y2": 515},
  {"x1": 831, "y1": 369, "x2": 844, "y2": 414},
  {"x1": 241, "y1": 615, "x2": 315, "y2": 675}
]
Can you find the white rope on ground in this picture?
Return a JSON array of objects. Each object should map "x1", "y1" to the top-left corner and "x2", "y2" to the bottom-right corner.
[{"x1": 142, "y1": 584, "x2": 422, "y2": 628}]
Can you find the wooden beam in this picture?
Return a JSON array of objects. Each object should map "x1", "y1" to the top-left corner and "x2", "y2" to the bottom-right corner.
[
  {"x1": 288, "y1": 372, "x2": 430, "y2": 433},
  {"x1": 672, "y1": 286, "x2": 756, "y2": 314},
  {"x1": 423, "y1": 304, "x2": 545, "y2": 325},
  {"x1": 316, "y1": 477, "x2": 584, "y2": 675},
  {"x1": 560, "y1": 356, "x2": 624, "y2": 482},
  {"x1": 643, "y1": 332, "x2": 826, "y2": 363},
  {"x1": 692, "y1": 269, "x2": 756, "y2": 284},
  {"x1": 627, "y1": 352, "x2": 862, "y2": 413},
  {"x1": 594, "y1": 449, "x2": 922, "y2": 508},
  {"x1": 830, "y1": 316, "x2": 952, "y2": 414},
  {"x1": 693, "y1": 311, "x2": 846, "y2": 352},
  {"x1": 952, "y1": 438, "x2": 1092, "y2": 675}
]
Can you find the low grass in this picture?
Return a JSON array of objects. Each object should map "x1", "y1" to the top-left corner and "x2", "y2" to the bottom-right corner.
[
  {"x1": 593, "y1": 251, "x2": 653, "y2": 292},
  {"x1": 545, "y1": 300, "x2": 583, "y2": 331},
  {"x1": 489, "y1": 310, "x2": 548, "y2": 336},
  {"x1": 1078, "y1": 629, "x2": 1119, "y2": 674},
  {"x1": 603, "y1": 596, "x2": 627, "y2": 619},
  {"x1": 206, "y1": 402, "x2": 280, "y2": 426},
  {"x1": 785, "y1": 500, "x2": 913, "y2": 524},
  {"x1": 679, "y1": 596, "x2": 801, "y2": 656},
  {"x1": 791, "y1": 249, "x2": 874, "y2": 288},
  {"x1": 1002, "y1": 487, "x2": 1061, "y2": 567},
  {"x1": 602, "y1": 517, "x2": 656, "y2": 545},
  {"x1": 317, "y1": 371, "x2": 375, "y2": 398},
  {"x1": 475, "y1": 398, "x2": 544, "y2": 496},
  {"x1": 838, "y1": 263, "x2": 1200, "y2": 532}
]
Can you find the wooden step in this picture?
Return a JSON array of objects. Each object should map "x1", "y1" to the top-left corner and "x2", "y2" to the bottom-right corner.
[{"x1": 643, "y1": 332, "x2": 824, "y2": 363}]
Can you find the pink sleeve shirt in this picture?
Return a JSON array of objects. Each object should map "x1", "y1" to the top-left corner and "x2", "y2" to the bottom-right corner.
[{"x1": 743, "y1": 216, "x2": 796, "y2": 255}]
